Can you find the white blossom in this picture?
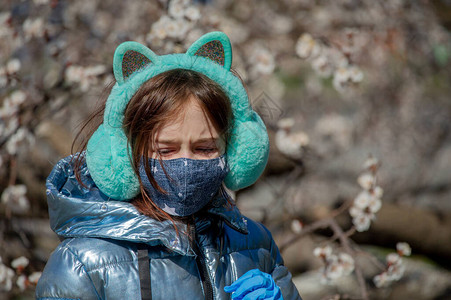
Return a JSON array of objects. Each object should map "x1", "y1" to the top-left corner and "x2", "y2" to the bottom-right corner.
[
  {"x1": 1, "y1": 184, "x2": 30, "y2": 214},
  {"x1": 295, "y1": 33, "x2": 321, "y2": 59},
  {"x1": 332, "y1": 67, "x2": 350, "y2": 92},
  {"x1": 291, "y1": 219, "x2": 303, "y2": 234},
  {"x1": 373, "y1": 247, "x2": 408, "y2": 287},
  {"x1": 372, "y1": 186, "x2": 384, "y2": 198},
  {"x1": 65, "y1": 65, "x2": 84, "y2": 83},
  {"x1": 324, "y1": 255, "x2": 343, "y2": 280},
  {"x1": 16, "y1": 275, "x2": 28, "y2": 291},
  {"x1": 275, "y1": 123, "x2": 309, "y2": 160},
  {"x1": 6, "y1": 59, "x2": 21, "y2": 74},
  {"x1": 84, "y1": 65, "x2": 106, "y2": 77},
  {"x1": 250, "y1": 47, "x2": 275, "y2": 75},
  {"x1": 348, "y1": 65, "x2": 364, "y2": 82},
  {"x1": 0, "y1": 12, "x2": 11, "y2": 26},
  {"x1": 11, "y1": 256, "x2": 29, "y2": 270},
  {"x1": 148, "y1": 20, "x2": 169, "y2": 41},
  {"x1": 357, "y1": 172, "x2": 375, "y2": 190},
  {"x1": 173, "y1": 18, "x2": 192, "y2": 39},
  {"x1": 3, "y1": 117, "x2": 19, "y2": 137},
  {"x1": 368, "y1": 196, "x2": 382, "y2": 213},
  {"x1": 162, "y1": 40, "x2": 176, "y2": 54},
  {"x1": 332, "y1": 65, "x2": 364, "y2": 93},
  {"x1": 388, "y1": 262, "x2": 405, "y2": 280},
  {"x1": 317, "y1": 249, "x2": 355, "y2": 283},
  {"x1": 23, "y1": 18, "x2": 45, "y2": 40},
  {"x1": 327, "y1": 48, "x2": 349, "y2": 69},
  {"x1": 9, "y1": 90, "x2": 27, "y2": 106},
  {"x1": 146, "y1": 26, "x2": 168, "y2": 44},
  {"x1": 184, "y1": 6, "x2": 201, "y2": 21},
  {"x1": 373, "y1": 272, "x2": 389, "y2": 288},
  {"x1": 338, "y1": 253, "x2": 355, "y2": 275},
  {"x1": 363, "y1": 156, "x2": 379, "y2": 169},
  {"x1": 0, "y1": 97, "x2": 19, "y2": 118},
  {"x1": 386, "y1": 253, "x2": 401, "y2": 265},
  {"x1": 28, "y1": 271, "x2": 42, "y2": 284},
  {"x1": 350, "y1": 191, "x2": 381, "y2": 232},
  {"x1": 165, "y1": 18, "x2": 183, "y2": 39},
  {"x1": 277, "y1": 118, "x2": 295, "y2": 130},
  {"x1": 169, "y1": 0, "x2": 188, "y2": 19},
  {"x1": 353, "y1": 192, "x2": 380, "y2": 214},
  {"x1": 397, "y1": 242, "x2": 412, "y2": 256},
  {"x1": 6, "y1": 127, "x2": 35, "y2": 155},
  {"x1": 65, "y1": 64, "x2": 106, "y2": 92},
  {"x1": 313, "y1": 245, "x2": 333, "y2": 259},
  {"x1": 0, "y1": 260, "x2": 14, "y2": 292},
  {"x1": 349, "y1": 205, "x2": 362, "y2": 218},
  {"x1": 350, "y1": 156, "x2": 383, "y2": 233},
  {"x1": 353, "y1": 214, "x2": 372, "y2": 232},
  {"x1": 354, "y1": 190, "x2": 372, "y2": 209},
  {"x1": 0, "y1": 90, "x2": 26, "y2": 118},
  {"x1": 311, "y1": 55, "x2": 333, "y2": 78}
]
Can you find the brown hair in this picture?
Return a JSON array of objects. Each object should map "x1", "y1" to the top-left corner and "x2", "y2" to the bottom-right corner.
[{"x1": 72, "y1": 68, "x2": 245, "y2": 225}]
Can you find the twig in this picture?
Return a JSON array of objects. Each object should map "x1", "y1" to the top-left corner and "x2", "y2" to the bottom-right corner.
[
  {"x1": 329, "y1": 219, "x2": 369, "y2": 300},
  {"x1": 279, "y1": 217, "x2": 331, "y2": 252},
  {"x1": 330, "y1": 199, "x2": 354, "y2": 218},
  {"x1": 279, "y1": 200, "x2": 353, "y2": 252},
  {"x1": 8, "y1": 155, "x2": 17, "y2": 186},
  {"x1": 353, "y1": 247, "x2": 386, "y2": 271},
  {"x1": 327, "y1": 226, "x2": 356, "y2": 245}
]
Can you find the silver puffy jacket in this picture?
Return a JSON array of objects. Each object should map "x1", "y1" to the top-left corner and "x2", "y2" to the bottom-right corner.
[{"x1": 35, "y1": 155, "x2": 302, "y2": 300}]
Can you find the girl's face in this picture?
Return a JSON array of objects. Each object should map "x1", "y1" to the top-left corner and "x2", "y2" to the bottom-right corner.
[{"x1": 150, "y1": 96, "x2": 226, "y2": 160}]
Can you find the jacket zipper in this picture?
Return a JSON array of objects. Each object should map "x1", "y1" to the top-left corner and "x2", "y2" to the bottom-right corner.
[{"x1": 188, "y1": 220, "x2": 214, "y2": 300}]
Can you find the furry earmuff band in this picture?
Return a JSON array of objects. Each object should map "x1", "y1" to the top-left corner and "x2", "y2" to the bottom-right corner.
[{"x1": 85, "y1": 31, "x2": 269, "y2": 201}]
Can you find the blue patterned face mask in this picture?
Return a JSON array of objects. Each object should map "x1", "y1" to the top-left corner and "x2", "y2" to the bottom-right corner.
[{"x1": 138, "y1": 154, "x2": 230, "y2": 217}]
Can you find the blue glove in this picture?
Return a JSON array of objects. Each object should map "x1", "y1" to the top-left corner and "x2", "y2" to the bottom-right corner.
[{"x1": 224, "y1": 269, "x2": 283, "y2": 300}]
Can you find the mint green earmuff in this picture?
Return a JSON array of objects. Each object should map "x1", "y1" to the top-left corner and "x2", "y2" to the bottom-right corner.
[{"x1": 85, "y1": 31, "x2": 269, "y2": 201}]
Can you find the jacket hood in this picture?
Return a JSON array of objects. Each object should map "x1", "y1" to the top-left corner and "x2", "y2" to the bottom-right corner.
[{"x1": 45, "y1": 154, "x2": 248, "y2": 256}]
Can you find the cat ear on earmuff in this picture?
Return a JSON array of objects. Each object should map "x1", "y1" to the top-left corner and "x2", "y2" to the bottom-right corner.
[
  {"x1": 186, "y1": 31, "x2": 232, "y2": 71},
  {"x1": 113, "y1": 41, "x2": 160, "y2": 84}
]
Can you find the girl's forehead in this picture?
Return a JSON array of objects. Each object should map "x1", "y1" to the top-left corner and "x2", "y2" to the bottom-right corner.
[
  {"x1": 152, "y1": 113, "x2": 219, "y2": 143},
  {"x1": 154, "y1": 126, "x2": 219, "y2": 142}
]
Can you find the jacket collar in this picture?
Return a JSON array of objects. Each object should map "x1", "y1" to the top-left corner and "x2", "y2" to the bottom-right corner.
[{"x1": 46, "y1": 154, "x2": 247, "y2": 256}]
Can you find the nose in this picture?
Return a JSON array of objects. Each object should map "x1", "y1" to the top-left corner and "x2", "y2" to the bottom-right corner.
[{"x1": 178, "y1": 149, "x2": 194, "y2": 159}]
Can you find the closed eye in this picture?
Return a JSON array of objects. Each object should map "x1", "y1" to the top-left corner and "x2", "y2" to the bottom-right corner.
[
  {"x1": 157, "y1": 149, "x2": 174, "y2": 155},
  {"x1": 196, "y1": 148, "x2": 217, "y2": 153}
]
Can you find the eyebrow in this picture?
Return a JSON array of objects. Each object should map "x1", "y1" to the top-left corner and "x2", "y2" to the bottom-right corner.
[{"x1": 156, "y1": 137, "x2": 219, "y2": 144}]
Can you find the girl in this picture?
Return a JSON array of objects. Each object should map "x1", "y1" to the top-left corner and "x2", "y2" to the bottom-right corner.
[{"x1": 36, "y1": 31, "x2": 302, "y2": 300}]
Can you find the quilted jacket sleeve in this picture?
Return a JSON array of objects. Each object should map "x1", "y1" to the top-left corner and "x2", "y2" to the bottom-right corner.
[{"x1": 35, "y1": 241, "x2": 100, "y2": 300}]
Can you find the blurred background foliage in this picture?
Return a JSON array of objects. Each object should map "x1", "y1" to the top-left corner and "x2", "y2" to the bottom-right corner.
[{"x1": 0, "y1": 0, "x2": 450, "y2": 299}]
